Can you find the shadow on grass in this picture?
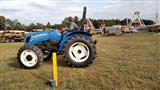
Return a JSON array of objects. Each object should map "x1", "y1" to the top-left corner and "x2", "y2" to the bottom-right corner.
[
  {"x1": 8, "y1": 56, "x2": 69, "y2": 69},
  {"x1": 8, "y1": 57, "x2": 22, "y2": 69},
  {"x1": 58, "y1": 59, "x2": 69, "y2": 67},
  {"x1": 57, "y1": 55, "x2": 72, "y2": 68},
  {"x1": 30, "y1": 72, "x2": 50, "y2": 86},
  {"x1": 43, "y1": 55, "x2": 69, "y2": 68}
]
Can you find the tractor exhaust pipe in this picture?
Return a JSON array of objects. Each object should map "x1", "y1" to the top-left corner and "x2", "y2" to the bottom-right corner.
[
  {"x1": 82, "y1": 7, "x2": 86, "y2": 19},
  {"x1": 80, "y1": 7, "x2": 87, "y2": 30}
]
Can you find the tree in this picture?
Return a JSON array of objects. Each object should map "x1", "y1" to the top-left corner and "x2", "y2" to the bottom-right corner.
[
  {"x1": 104, "y1": 19, "x2": 116, "y2": 26},
  {"x1": 27, "y1": 23, "x2": 36, "y2": 31},
  {"x1": 36, "y1": 23, "x2": 44, "y2": 29},
  {"x1": 90, "y1": 19, "x2": 99, "y2": 29},
  {"x1": 0, "y1": 16, "x2": 6, "y2": 30},
  {"x1": 114, "y1": 19, "x2": 121, "y2": 25},
  {"x1": 21, "y1": 24, "x2": 27, "y2": 30},
  {"x1": 120, "y1": 19, "x2": 128, "y2": 25},
  {"x1": 5, "y1": 19, "x2": 13, "y2": 30},
  {"x1": 61, "y1": 17, "x2": 70, "y2": 28},
  {"x1": 12, "y1": 19, "x2": 19, "y2": 29},
  {"x1": 142, "y1": 19, "x2": 155, "y2": 25},
  {"x1": 52, "y1": 24, "x2": 62, "y2": 29},
  {"x1": 15, "y1": 22, "x2": 22, "y2": 30}
]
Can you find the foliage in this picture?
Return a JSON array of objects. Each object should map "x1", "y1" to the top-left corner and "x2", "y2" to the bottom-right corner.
[
  {"x1": 142, "y1": 19, "x2": 155, "y2": 25},
  {"x1": 0, "y1": 16, "x2": 6, "y2": 30},
  {"x1": 0, "y1": 16, "x2": 156, "y2": 31}
]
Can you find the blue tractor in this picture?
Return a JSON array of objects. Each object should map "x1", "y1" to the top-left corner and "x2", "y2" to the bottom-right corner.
[{"x1": 17, "y1": 7, "x2": 96, "y2": 69}]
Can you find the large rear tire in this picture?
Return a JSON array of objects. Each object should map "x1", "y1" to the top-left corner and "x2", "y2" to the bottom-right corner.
[
  {"x1": 64, "y1": 35, "x2": 96, "y2": 67},
  {"x1": 17, "y1": 45, "x2": 43, "y2": 69}
]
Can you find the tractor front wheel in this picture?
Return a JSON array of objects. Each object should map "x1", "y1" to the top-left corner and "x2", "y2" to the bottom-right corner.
[
  {"x1": 64, "y1": 35, "x2": 96, "y2": 67},
  {"x1": 17, "y1": 45, "x2": 43, "y2": 69}
]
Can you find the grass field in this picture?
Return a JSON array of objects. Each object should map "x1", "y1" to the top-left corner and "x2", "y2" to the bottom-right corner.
[{"x1": 0, "y1": 32, "x2": 160, "y2": 90}]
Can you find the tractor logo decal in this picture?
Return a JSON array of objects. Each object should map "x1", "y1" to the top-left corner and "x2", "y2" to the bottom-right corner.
[{"x1": 30, "y1": 33, "x2": 47, "y2": 41}]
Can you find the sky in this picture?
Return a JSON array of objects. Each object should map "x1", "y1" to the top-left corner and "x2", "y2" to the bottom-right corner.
[{"x1": 1, "y1": 0, "x2": 160, "y2": 25}]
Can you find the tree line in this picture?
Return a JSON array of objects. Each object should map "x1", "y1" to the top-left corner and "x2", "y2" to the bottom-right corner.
[
  {"x1": 0, "y1": 16, "x2": 52, "y2": 31},
  {"x1": 0, "y1": 16, "x2": 155, "y2": 31}
]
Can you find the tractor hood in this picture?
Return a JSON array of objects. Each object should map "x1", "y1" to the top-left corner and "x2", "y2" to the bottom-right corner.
[
  {"x1": 25, "y1": 31, "x2": 50, "y2": 44},
  {"x1": 25, "y1": 29, "x2": 62, "y2": 45}
]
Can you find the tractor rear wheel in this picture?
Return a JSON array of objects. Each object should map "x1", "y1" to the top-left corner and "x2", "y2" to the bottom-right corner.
[
  {"x1": 64, "y1": 35, "x2": 96, "y2": 67},
  {"x1": 17, "y1": 45, "x2": 43, "y2": 69}
]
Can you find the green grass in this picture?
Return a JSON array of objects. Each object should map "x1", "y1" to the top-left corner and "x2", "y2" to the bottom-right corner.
[{"x1": 0, "y1": 32, "x2": 160, "y2": 90}]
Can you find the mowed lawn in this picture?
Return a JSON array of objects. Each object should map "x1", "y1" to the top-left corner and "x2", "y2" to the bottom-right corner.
[{"x1": 0, "y1": 32, "x2": 160, "y2": 90}]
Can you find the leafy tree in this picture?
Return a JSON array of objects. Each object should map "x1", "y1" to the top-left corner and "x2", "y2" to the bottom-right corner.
[
  {"x1": 0, "y1": 16, "x2": 6, "y2": 30},
  {"x1": 36, "y1": 23, "x2": 45, "y2": 29},
  {"x1": 5, "y1": 19, "x2": 13, "y2": 30},
  {"x1": 104, "y1": 19, "x2": 116, "y2": 26},
  {"x1": 12, "y1": 19, "x2": 19, "y2": 29},
  {"x1": 15, "y1": 22, "x2": 22, "y2": 30},
  {"x1": 27, "y1": 23, "x2": 36, "y2": 31},
  {"x1": 114, "y1": 19, "x2": 121, "y2": 25},
  {"x1": 52, "y1": 24, "x2": 61, "y2": 29},
  {"x1": 142, "y1": 19, "x2": 155, "y2": 25},
  {"x1": 61, "y1": 17, "x2": 70, "y2": 28}
]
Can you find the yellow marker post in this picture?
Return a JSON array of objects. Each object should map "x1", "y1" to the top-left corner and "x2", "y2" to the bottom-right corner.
[{"x1": 52, "y1": 52, "x2": 58, "y2": 87}]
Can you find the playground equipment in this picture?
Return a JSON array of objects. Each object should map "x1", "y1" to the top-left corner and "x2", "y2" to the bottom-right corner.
[
  {"x1": 17, "y1": 7, "x2": 96, "y2": 69},
  {"x1": 128, "y1": 11, "x2": 145, "y2": 30}
]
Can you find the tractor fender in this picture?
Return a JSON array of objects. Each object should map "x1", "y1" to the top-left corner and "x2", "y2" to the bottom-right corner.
[{"x1": 58, "y1": 31, "x2": 92, "y2": 52}]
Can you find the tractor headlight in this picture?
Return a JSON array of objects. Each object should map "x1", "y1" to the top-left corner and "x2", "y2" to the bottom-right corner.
[{"x1": 25, "y1": 36, "x2": 31, "y2": 43}]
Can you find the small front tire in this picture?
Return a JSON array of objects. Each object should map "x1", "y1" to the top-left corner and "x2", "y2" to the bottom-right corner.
[{"x1": 17, "y1": 45, "x2": 43, "y2": 69}]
